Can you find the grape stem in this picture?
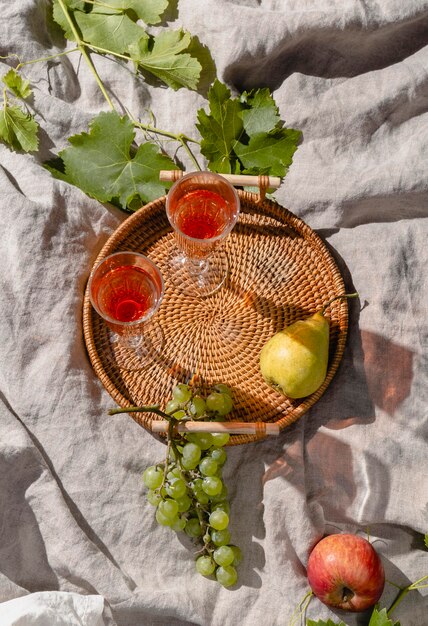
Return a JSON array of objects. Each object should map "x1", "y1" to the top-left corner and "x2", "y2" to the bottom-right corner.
[
  {"x1": 287, "y1": 589, "x2": 313, "y2": 626},
  {"x1": 387, "y1": 574, "x2": 428, "y2": 616},
  {"x1": 108, "y1": 404, "x2": 170, "y2": 419}
]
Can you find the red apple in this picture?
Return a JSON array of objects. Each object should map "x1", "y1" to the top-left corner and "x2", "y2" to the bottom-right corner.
[{"x1": 307, "y1": 534, "x2": 385, "y2": 612}]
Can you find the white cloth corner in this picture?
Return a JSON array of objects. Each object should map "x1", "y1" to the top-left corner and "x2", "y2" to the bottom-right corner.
[{"x1": 0, "y1": 592, "x2": 112, "y2": 626}]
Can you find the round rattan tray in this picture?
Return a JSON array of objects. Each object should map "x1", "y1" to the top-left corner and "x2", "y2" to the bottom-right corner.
[{"x1": 83, "y1": 191, "x2": 348, "y2": 445}]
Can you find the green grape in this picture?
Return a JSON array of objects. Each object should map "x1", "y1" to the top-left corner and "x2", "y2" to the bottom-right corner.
[
  {"x1": 199, "y1": 457, "x2": 218, "y2": 476},
  {"x1": 192, "y1": 478, "x2": 204, "y2": 491},
  {"x1": 172, "y1": 409, "x2": 187, "y2": 420},
  {"x1": 165, "y1": 478, "x2": 187, "y2": 499},
  {"x1": 192, "y1": 482, "x2": 210, "y2": 504},
  {"x1": 167, "y1": 467, "x2": 181, "y2": 481},
  {"x1": 182, "y1": 442, "x2": 201, "y2": 464},
  {"x1": 209, "y1": 509, "x2": 229, "y2": 530},
  {"x1": 210, "y1": 447, "x2": 227, "y2": 465},
  {"x1": 181, "y1": 456, "x2": 199, "y2": 470},
  {"x1": 165, "y1": 399, "x2": 179, "y2": 414},
  {"x1": 202, "y1": 476, "x2": 223, "y2": 496},
  {"x1": 216, "y1": 565, "x2": 237, "y2": 587},
  {"x1": 175, "y1": 494, "x2": 192, "y2": 512},
  {"x1": 210, "y1": 484, "x2": 228, "y2": 503},
  {"x1": 146, "y1": 490, "x2": 162, "y2": 507},
  {"x1": 155, "y1": 507, "x2": 173, "y2": 527},
  {"x1": 211, "y1": 501, "x2": 230, "y2": 515},
  {"x1": 195, "y1": 555, "x2": 216, "y2": 577},
  {"x1": 211, "y1": 529, "x2": 231, "y2": 546},
  {"x1": 171, "y1": 516, "x2": 186, "y2": 532},
  {"x1": 213, "y1": 545, "x2": 235, "y2": 567},
  {"x1": 186, "y1": 433, "x2": 213, "y2": 450},
  {"x1": 206, "y1": 392, "x2": 233, "y2": 416},
  {"x1": 158, "y1": 499, "x2": 179, "y2": 520},
  {"x1": 230, "y1": 545, "x2": 243, "y2": 566},
  {"x1": 193, "y1": 488, "x2": 210, "y2": 504},
  {"x1": 172, "y1": 383, "x2": 192, "y2": 404},
  {"x1": 189, "y1": 396, "x2": 206, "y2": 418},
  {"x1": 185, "y1": 518, "x2": 203, "y2": 538},
  {"x1": 142, "y1": 466, "x2": 164, "y2": 489},
  {"x1": 210, "y1": 433, "x2": 230, "y2": 447},
  {"x1": 213, "y1": 383, "x2": 232, "y2": 397}
]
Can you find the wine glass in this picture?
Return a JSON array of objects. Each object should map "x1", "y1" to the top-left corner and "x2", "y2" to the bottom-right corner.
[
  {"x1": 165, "y1": 171, "x2": 240, "y2": 296},
  {"x1": 88, "y1": 251, "x2": 164, "y2": 370}
]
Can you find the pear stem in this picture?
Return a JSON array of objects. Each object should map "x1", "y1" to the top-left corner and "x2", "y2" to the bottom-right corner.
[{"x1": 321, "y1": 292, "x2": 359, "y2": 315}]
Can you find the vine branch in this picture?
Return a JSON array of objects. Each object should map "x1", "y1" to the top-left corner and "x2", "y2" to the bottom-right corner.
[{"x1": 57, "y1": 0, "x2": 114, "y2": 109}]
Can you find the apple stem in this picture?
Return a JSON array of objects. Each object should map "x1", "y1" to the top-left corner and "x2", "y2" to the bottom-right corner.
[
  {"x1": 342, "y1": 586, "x2": 354, "y2": 603},
  {"x1": 321, "y1": 292, "x2": 359, "y2": 316}
]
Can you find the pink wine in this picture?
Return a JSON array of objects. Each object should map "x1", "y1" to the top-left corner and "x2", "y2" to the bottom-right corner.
[
  {"x1": 97, "y1": 265, "x2": 158, "y2": 323},
  {"x1": 174, "y1": 189, "x2": 231, "y2": 239}
]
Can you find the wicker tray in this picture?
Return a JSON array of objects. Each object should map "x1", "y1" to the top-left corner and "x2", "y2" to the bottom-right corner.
[{"x1": 83, "y1": 191, "x2": 348, "y2": 445}]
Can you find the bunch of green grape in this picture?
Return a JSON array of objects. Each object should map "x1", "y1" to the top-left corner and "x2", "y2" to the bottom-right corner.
[{"x1": 142, "y1": 382, "x2": 242, "y2": 588}]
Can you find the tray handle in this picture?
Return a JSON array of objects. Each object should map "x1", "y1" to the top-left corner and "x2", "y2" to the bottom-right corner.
[
  {"x1": 151, "y1": 420, "x2": 280, "y2": 436},
  {"x1": 159, "y1": 170, "x2": 280, "y2": 201}
]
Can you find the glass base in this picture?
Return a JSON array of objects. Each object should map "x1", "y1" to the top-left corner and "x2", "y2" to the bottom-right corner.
[
  {"x1": 167, "y1": 249, "x2": 229, "y2": 297},
  {"x1": 100, "y1": 321, "x2": 165, "y2": 371}
]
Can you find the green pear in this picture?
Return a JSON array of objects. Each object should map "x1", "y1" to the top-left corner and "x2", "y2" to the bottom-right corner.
[{"x1": 259, "y1": 293, "x2": 358, "y2": 399}]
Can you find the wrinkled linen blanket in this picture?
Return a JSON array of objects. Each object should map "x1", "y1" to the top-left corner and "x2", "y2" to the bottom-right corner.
[{"x1": 0, "y1": 1, "x2": 427, "y2": 625}]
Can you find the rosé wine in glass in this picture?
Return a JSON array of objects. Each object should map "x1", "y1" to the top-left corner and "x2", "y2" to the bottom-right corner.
[
  {"x1": 88, "y1": 251, "x2": 164, "y2": 368},
  {"x1": 166, "y1": 171, "x2": 240, "y2": 295}
]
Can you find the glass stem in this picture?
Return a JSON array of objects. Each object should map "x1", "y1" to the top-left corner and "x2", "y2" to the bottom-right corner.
[{"x1": 187, "y1": 258, "x2": 209, "y2": 276}]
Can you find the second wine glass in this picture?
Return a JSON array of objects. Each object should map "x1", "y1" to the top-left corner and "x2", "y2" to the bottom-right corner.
[
  {"x1": 165, "y1": 171, "x2": 240, "y2": 296},
  {"x1": 88, "y1": 251, "x2": 164, "y2": 370}
]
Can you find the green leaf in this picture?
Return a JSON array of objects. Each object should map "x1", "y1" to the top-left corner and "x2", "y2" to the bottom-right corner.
[
  {"x1": 306, "y1": 619, "x2": 346, "y2": 626},
  {"x1": 98, "y1": 0, "x2": 169, "y2": 25},
  {"x1": 424, "y1": 533, "x2": 428, "y2": 549},
  {"x1": 52, "y1": 0, "x2": 86, "y2": 39},
  {"x1": 57, "y1": 110, "x2": 175, "y2": 209},
  {"x1": 131, "y1": 29, "x2": 202, "y2": 91},
  {"x1": 0, "y1": 104, "x2": 39, "y2": 152},
  {"x1": 2, "y1": 68, "x2": 32, "y2": 99},
  {"x1": 69, "y1": 10, "x2": 147, "y2": 56},
  {"x1": 197, "y1": 80, "x2": 301, "y2": 179},
  {"x1": 239, "y1": 88, "x2": 280, "y2": 136},
  {"x1": 53, "y1": 2, "x2": 201, "y2": 90},
  {"x1": 368, "y1": 606, "x2": 401, "y2": 626},
  {"x1": 196, "y1": 79, "x2": 244, "y2": 173},
  {"x1": 234, "y1": 127, "x2": 302, "y2": 177}
]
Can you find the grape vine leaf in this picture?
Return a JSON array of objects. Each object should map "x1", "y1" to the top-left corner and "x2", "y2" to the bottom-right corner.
[
  {"x1": 46, "y1": 111, "x2": 175, "y2": 209},
  {"x1": 52, "y1": 1, "x2": 202, "y2": 90},
  {"x1": 234, "y1": 127, "x2": 302, "y2": 177},
  {"x1": 306, "y1": 619, "x2": 346, "y2": 626},
  {"x1": 130, "y1": 30, "x2": 202, "y2": 91},
  {"x1": 196, "y1": 80, "x2": 244, "y2": 173},
  {"x1": 98, "y1": 0, "x2": 169, "y2": 25},
  {"x1": 240, "y1": 88, "x2": 280, "y2": 136},
  {"x1": 368, "y1": 607, "x2": 401, "y2": 626},
  {"x1": 53, "y1": 2, "x2": 146, "y2": 56},
  {"x1": 2, "y1": 68, "x2": 32, "y2": 99},
  {"x1": 197, "y1": 79, "x2": 301, "y2": 177},
  {"x1": 52, "y1": 0, "x2": 85, "y2": 39},
  {"x1": 0, "y1": 104, "x2": 39, "y2": 152}
]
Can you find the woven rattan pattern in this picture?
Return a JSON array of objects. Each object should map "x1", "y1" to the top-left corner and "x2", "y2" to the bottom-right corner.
[{"x1": 83, "y1": 192, "x2": 348, "y2": 445}]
